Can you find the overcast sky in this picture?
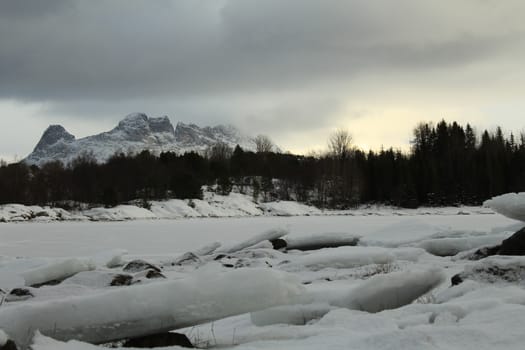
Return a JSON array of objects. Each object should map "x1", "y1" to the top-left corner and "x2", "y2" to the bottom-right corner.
[{"x1": 1, "y1": 0, "x2": 525, "y2": 160}]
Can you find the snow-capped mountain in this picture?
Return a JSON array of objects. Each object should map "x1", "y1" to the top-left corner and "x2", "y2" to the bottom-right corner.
[{"x1": 24, "y1": 113, "x2": 255, "y2": 166}]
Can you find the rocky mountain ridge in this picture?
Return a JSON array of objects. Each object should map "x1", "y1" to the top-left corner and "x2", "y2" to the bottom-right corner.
[{"x1": 24, "y1": 113, "x2": 255, "y2": 166}]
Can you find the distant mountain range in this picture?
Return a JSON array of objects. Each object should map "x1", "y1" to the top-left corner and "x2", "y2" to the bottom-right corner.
[{"x1": 24, "y1": 113, "x2": 255, "y2": 166}]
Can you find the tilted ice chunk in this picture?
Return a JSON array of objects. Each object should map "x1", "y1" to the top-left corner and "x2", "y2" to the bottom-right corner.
[
  {"x1": 360, "y1": 219, "x2": 449, "y2": 247},
  {"x1": 166, "y1": 241, "x2": 221, "y2": 266},
  {"x1": 0, "y1": 268, "x2": 304, "y2": 349},
  {"x1": 340, "y1": 268, "x2": 445, "y2": 312},
  {"x1": 252, "y1": 268, "x2": 445, "y2": 325},
  {"x1": 484, "y1": 192, "x2": 525, "y2": 222},
  {"x1": 217, "y1": 228, "x2": 289, "y2": 254},
  {"x1": 17, "y1": 251, "x2": 125, "y2": 287},
  {"x1": 62, "y1": 271, "x2": 123, "y2": 288},
  {"x1": 415, "y1": 233, "x2": 510, "y2": 257},
  {"x1": 285, "y1": 246, "x2": 425, "y2": 271},
  {"x1": 21, "y1": 258, "x2": 96, "y2": 287},
  {"x1": 251, "y1": 303, "x2": 334, "y2": 326},
  {"x1": 192, "y1": 241, "x2": 222, "y2": 256},
  {"x1": 284, "y1": 232, "x2": 361, "y2": 251}
]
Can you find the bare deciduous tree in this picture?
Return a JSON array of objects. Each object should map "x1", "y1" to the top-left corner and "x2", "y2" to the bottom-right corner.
[
  {"x1": 254, "y1": 134, "x2": 274, "y2": 153},
  {"x1": 328, "y1": 128, "x2": 353, "y2": 159},
  {"x1": 206, "y1": 142, "x2": 233, "y2": 160}
]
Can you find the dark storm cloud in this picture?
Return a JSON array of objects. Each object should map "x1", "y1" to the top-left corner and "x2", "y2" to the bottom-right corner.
[
  {"x1": 1, "y1": 0, "x2": 523, "y2": 102},
  {"x1": 0, "y1": 0, "x2": 71, "y2": 18},
  {"x1": 1, "y1": 0, "x2": 525, "y2": 158}
]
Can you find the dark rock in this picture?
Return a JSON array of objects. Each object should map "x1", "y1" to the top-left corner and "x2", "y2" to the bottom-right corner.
[
  {"x1": 145, "y1": 270, "x2": 166, "y2": 279},
  {"x1": 172, "y1": 252, "x2": 201, "y2": 266},
  {"x1": 110, "y1": 274, "x2": 133, "y2": 286},
  {"x1": 499, "y1": 227, "x2": 525, "y2": 255},
  {"x1": 270, "y1": 238, "x2": 287, "y2": 250},
  {"x1": 467, "y1": 245, "x2": 501, "y2": 260},
  {"x1": 6, "y1": 288, "x2": 33, "y2": 302},
  {"x1": 234, "y1": 259, "x2": 252, "y2": 268},
  {"x1": 123, "y1": 260, "x2": 161, "y2": 273},
  {"x1": 9, "y1": 288, "x2": 33, "y2": 297},
  {"x1": 234, "y1": 249, "x2": 279, "y2": 260},
  {"x1": 148, "y1": 116, "x2": 175, "y2": 134},
  {"x1": 455, "y1": 259, "x2": 525, "y2": 285},
  {"x1": 451, "y1": 274, "x2": 463, "y2": 286},
  {"x1": 272, "y1": 235, "x2": 361, "y2": 252},
  {"x1": 287, "y1": 238, "x2": 361, "y2": 251},
  {"x1": 0, "y1": 340, "x2": 18, "y2": 350},
  {"x1": 123, "y1": 332, "x2": 193, "y2": 348},
  {"x1": 214, "y1": 254, "x2": 228, "y2": 260}
]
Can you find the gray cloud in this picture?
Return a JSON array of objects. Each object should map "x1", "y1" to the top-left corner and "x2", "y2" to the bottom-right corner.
[
  {"x1": 1, "y1": 0, "x2": 525, "y2": 157},
  {"x1": 0, "y1": 0, "x2": 72, "y2": 18},
  {"x1": 2, "y1": 0, "x2": 524, "y2": 101}
]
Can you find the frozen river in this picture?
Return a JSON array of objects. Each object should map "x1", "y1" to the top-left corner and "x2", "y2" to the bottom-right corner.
[
  {"x1": 0, "y1": 213, "x2": 517, "y2": 257},
  {"x1": 2, "y1": 211, "x2": 525, "y2": 350}
]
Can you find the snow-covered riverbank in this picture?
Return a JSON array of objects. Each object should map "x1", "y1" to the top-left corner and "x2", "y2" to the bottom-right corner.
[{"x1": 0, "y1": 191, "x2": 495, "y2": 223}]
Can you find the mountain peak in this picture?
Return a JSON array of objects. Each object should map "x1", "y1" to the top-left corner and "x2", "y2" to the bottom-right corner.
[
  {"x1": 24, "y1": 114, "x2": 256, "y2": 166},
  {"x1": 33, "y1": 125, "x2": 75, "y2": 152},
  {"x1": 149, "y1": 116, "x2": 175, "y2": 134},
  {"x1": 116, "y1": 113, "x2": 149, "y2": 129},
  {"x1": 174, "y1": 122, "x2": 246, "y2": 147}
]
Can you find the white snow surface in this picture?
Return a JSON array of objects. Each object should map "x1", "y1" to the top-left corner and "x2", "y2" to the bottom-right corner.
[
  {"x1": 259, "y1": 201, "x2": 322, "y2": 216},
  {"x1": 484, "y1": 192, "x2": 525, "y2": 222},
  {"x1": 1, "y1": 210, "x2": 524, "y2": 350},
  {"x1": 82, "y1": 205, "x2": 157, "y2": 221}
]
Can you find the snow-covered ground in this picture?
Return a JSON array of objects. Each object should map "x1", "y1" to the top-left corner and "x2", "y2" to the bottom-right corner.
[
  {"x1": 0, "y1": 191, "x2": 495, "y2": 223},
  {"x1": 1, "y1": 206, "x2": 525, "y2": 349}
]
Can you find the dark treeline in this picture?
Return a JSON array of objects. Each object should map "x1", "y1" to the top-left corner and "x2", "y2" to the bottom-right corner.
[{"x1": 1, "y1": 120, "x2": 525, "y2": 208}]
